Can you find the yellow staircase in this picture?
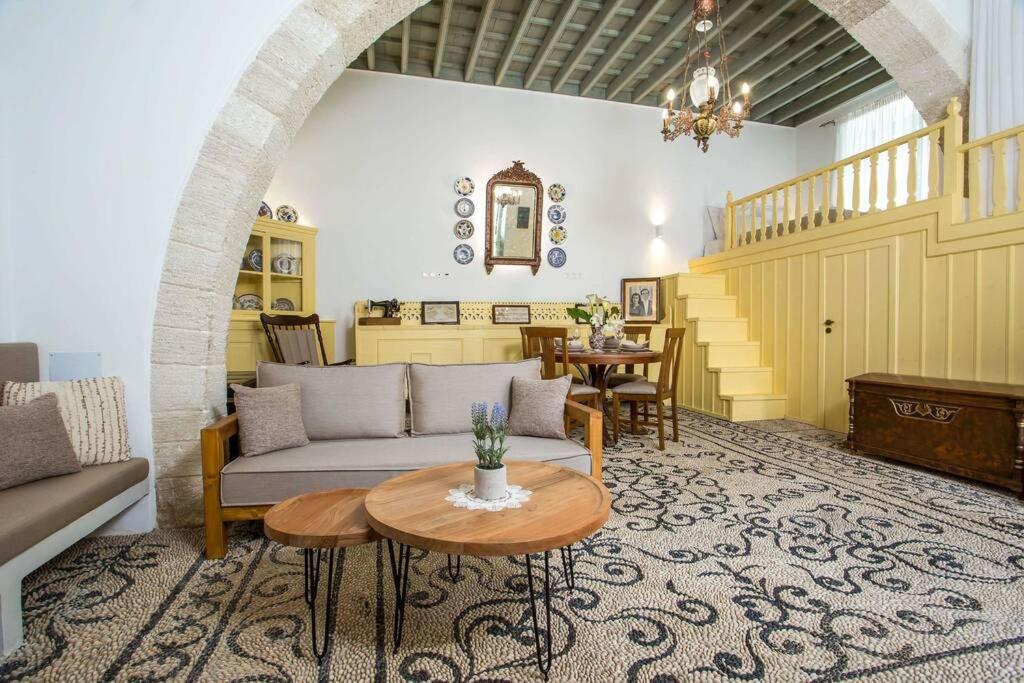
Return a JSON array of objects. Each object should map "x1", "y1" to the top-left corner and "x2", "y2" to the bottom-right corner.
[{"x1": 673, "y1": 273, "x2": 787, "y2": 421}]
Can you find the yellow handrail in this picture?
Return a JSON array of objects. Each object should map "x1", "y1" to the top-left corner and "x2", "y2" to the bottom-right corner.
[{"x1": 957, "y1": 123, "x2": 1024, "y2": 152}]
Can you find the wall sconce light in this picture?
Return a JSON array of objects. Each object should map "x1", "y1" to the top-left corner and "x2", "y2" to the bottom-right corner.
[{"x1": 654, "y1": 224, "x2": 663, "y2": 240}]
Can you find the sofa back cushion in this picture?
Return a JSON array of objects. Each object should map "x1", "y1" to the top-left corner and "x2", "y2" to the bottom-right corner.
[
  {"x1": 0, "y1": 343, "x2": 39, "y2": 383},
  {"x1": 409, "y1": 358, "x2": 541, "y2": 435},
  {"x1": 257, "y1": 361, "x2": 407, "y2": 439},
  {"x1": 0, "y1": 393, "x2": 82, "y2": 490}
]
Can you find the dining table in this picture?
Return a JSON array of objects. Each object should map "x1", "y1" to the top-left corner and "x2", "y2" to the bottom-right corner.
[{"x1": 566, "y1": 347, "x2": 662, "y2": 444}]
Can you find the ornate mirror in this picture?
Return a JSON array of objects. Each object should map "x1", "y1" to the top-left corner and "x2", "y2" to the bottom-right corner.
[{"x1": 485, "y1": 161, "x2": 542, "y2": 274}]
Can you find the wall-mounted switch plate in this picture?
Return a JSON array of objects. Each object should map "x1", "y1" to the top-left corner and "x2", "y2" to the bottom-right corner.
[{"x1": 49, "y1": 352, "x2": 102, "y2": 381}]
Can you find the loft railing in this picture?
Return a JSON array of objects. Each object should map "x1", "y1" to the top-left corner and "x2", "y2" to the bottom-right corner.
[{"x1": 722, "y1": 98, "x2": 1023, "y2": 250}]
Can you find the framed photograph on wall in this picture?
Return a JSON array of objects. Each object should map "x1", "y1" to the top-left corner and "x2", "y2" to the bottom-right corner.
[
  {"x1": 492, "y1": 304, "x2": 531, "y2": 324},
  {"x1": 621, "y1": 278, "x2": 661, "y2": 322},
  {"x1": 421, "y1": 301, "x2": 460, "y2": 325}
]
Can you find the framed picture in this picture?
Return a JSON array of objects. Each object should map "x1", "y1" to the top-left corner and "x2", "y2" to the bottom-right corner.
[
  {"x1": 621, "y1": 278, "x2": 661, "y2": 322},
  {"x1": 421, "y1": 301, "x2": 460, "y2": 325},
  {"x1": 492, "y1": 304, "x2": 531, "y2": 324}
]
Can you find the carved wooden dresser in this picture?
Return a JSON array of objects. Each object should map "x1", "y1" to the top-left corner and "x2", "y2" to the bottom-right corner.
[{"x1": 846, "y1": 373, "x2": 1024, "y2": 496}]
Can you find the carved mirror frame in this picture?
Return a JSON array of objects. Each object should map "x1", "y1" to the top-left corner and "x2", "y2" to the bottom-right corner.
[{"x1": 485, "y1": 160, "x2": 543, "y2": 275}]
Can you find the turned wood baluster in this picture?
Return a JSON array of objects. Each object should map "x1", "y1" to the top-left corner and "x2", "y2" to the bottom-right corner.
[
  {"x1": 992, "y1": 138, "x2": 1008, "y2": 216},
  {"x1": 868, "y1": 152, "x2": 879, "y2": 212},
  {"x1": 771, "y1": 189, "x2": 779, "y2": 237},
  {"x1": 808, "y1": 175, "x2": 816, "y2": 228},
  {"x1": 907, "y1": 137, "x2": 918, "y2": 204},
  {"x1": 928, "y1": 129, "x2": 940, "y2": 199},
  {"x1": 968, "y1": 147, "x2": 982, "y2": 220},
  {"x1": 835, "y1": 166, "x2": 845, "y2": 223},
  {"x1": 782, "y1": 184, "x2": 791, "y2": 234},
  {"x1": 851, "y1": 162, "x2": 861, "y2": 218},
  {"x1": 736, "y1": 203, "x2": 745, "y2": 248},
  {"x1": 795, "y1": 177, "x2": 803, "y2": 230},
  {"x1": 886, "y1": 146, "x2": 898, "y2": 209},
  {"x1": 821, "y1": 170, "x2": 831, "y2": 225}
]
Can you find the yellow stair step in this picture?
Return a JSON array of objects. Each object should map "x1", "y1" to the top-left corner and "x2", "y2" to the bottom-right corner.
[
  {"x1": 675, "y1": 273, "x2": 727, "y2": 295},
  {"x1": 721, "y1": 393, "x2": 788, "y2": 421},
  {"x1": 689, "y1": 317, "x2": 749, "y2": 342},
  {"x1": 699, "y1": 341, "x2": 761, "y2": 367},
  {"x1": 680, "y1": 294, "x2": 737, "y2": 318},
  {"x1": 710, "y1": 366, "x2": 773, "y2": 394}
]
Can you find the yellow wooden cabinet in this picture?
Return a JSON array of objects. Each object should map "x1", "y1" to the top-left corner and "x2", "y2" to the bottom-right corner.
[{"x1": 227, "y1": 218, "x2": 334, "y2": 371}]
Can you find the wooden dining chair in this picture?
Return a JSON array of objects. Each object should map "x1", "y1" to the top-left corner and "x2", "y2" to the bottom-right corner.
[
  {"x1": 521, "y1": 327, "x2": 601, "y2": 429},
  {"x1": 608, "y1": 325, "x2": 654, "y2": 387},
  {"x1": 260, "y1": 313, "x2": 350, "y2": 367},
  {"x1": 611, "y1": 327, "x2": 685, "y2": 450}
]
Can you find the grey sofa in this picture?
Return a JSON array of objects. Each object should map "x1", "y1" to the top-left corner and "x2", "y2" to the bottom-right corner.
[
  {"x1": 201, "y1": 358, "x2": 604, "y2": 558},
  {"x1": 0, "y1": 343, "x2": 150, "y2": 656}
]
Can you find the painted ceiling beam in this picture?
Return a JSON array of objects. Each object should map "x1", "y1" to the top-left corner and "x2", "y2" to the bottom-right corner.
[
  {"x1": 434, "y1": 0, "x2": 454, "y2": 78},
  {"x1": 581, "y1": 0, "x2": 666, "y2": 96},
  {"x1": 552, "y1": 0, "x2": 629, "y2": 93},
  {"x1": 632, "y1": 0, "x2": 769, "y2": 105},
  {"x1": 465, "y1": 0, "x2": 497, "y2": 82},
  {"x1": 603, "y1": 2, "x2": 693, "y2": 100},
  {"x1": 753, "y1": 48, "x2": 873, "y2": 120},
  {"x1": 495, "y1": 0, "x2": 544, "y2": 86},
  {"x1": 524, "y1": 0, "x2": 584, "y2": 89},
  {"x1": 746, "y1": 31, "x2": 853, "y2": 100},
  {"x1": 724, "y1": 3, "x2": 827, "y2": 85},
  {"x1": 400, "y1": 16, "x2": 411, "y2": 74},
  {"x1": 769, "y1": 63, "x2": 888, "y2": 124},
  {"x1": 790, "y1": 71, "x2": 893, "y2": 126}
]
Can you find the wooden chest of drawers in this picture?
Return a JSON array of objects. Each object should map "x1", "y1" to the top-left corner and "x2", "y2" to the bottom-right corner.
[{"x1": 846, "y1": 373, "x2": 1024, "y2": 495}]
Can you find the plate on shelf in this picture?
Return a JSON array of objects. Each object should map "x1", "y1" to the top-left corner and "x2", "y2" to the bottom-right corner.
[
  {"x1": 235, "y1": 294, "x2": 263, "y2": 311},
  {"x1": 549, "y1": 225, "x2": 567, "y2": 244},
  {"x1": 258, "y1": 201, "x2": 273, "y2": 218},
  {"x1": 547, "y1": 247, "x2": 567, "y2": 268},
  {"x1": 547, "y1": 205, "x2": 566, "y2": 224},
  {"x1": 246, "y1": 248, "x2": 263, "y2": 272},
  {"x1": 455, "y1": 197, "x2": 475, "y2": 218},
  {"x1": 453, "y1": 243, "x2": 474, "y2": 265},
  {"x1": 454, "y1": 177, "x2": 475, "y2": 196},
  {"x1": 454, "y1": 219, "x2": 474, "y2": 239},
  {"x1": 548, "y1": 184, "x2": 566, "y2": 202},
  {"x1": 276, "y1": 205, "x2": 298, "y2": 223},
  {"x1": 271, "y1": 297, "x2": 295, "y2": 311},
  {"x1": 272, "y1": 253, "x2": 297, "y2": 275}
]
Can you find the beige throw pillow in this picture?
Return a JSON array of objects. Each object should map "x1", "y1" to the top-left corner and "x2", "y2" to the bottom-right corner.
[
  {"x1": 0, "y1": 393, "x2": 82, "y2": 490},
  {"x1": 231, "y1": 383, "x2": 310, "y2": 457},
  {"x1": 508, "y1": 375, "x2": 572, "y2": 439},
  {"x1": 1, "y1": 377, "x2": 132, "y2": 466}
]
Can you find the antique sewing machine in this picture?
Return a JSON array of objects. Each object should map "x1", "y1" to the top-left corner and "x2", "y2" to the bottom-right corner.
[{"x1": 360, "y1": 298, "x2": 401, "y2": 325}]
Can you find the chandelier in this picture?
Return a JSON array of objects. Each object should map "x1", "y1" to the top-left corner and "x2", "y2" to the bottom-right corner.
[{"x1": 661, "y1": 0, "x2": 751, "y2": 153}]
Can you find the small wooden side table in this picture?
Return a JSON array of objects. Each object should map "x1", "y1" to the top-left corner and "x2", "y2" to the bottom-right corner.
[{"x1": 264, "y1": 488, "x2": 378, "y2": 661}]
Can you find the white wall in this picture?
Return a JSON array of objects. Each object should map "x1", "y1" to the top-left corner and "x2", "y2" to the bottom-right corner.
[
  {"x1": 266, "y1": 70, "x2": 798, "y2": 359},
  {"x1": 0, "y1": 0, "x2": 300, "y2": 530}
]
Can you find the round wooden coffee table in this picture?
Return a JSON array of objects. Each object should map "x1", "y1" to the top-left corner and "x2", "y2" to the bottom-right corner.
[
  {"x1": 264, "y1": 488, "x2": 378, "y2": 661},
  {"x1": 364, "y1": 461, "x2": 610, "y2": 677}
]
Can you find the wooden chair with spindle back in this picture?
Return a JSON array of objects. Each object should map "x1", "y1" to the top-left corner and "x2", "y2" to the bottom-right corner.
[
  {"x1": 260, "y1": 313, "x2": 351, "y2": 367},
  {"x1": 609, "y1": 324, "x2": 654, "y2": 419},
  {"x1": 521, "y1": 327, "x2": 601, "y2": 432},
  {"x1": 611, "y1": 327, "x2": 685, "y2": 450}
]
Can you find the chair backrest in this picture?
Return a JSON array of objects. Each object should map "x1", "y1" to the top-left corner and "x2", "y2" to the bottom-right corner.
[
  {"x1": 260, "y1": 313, "x2": 329, "y2": 366},
  {"x1": 622, "y1": 325, "x2": 653, "y2": 374},
  {"x1": 521, "y1": 327, "x2": 570, "y2": 380},
  {"x1": 656, "y1": 327, "x2": 686, "y2": 395}
]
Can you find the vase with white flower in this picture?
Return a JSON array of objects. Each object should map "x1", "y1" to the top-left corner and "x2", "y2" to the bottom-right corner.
[
  {"x1": 566, "y1": 294, "x2": 621, "y2": 351},
  {"x1": 470, "y1": 402, "x2": 510, "y2": 500}
]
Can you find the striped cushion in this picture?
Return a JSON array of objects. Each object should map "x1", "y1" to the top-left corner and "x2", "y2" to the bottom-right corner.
[{"x1": 1, "y1": 377, "x2": 133, "y2": 466}]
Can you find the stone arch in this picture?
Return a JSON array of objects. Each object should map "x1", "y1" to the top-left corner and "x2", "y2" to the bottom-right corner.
[
  {"x1": 150, "y1": 0, "x2": 426, "y2": 527},
  {"x1": 809, "y1": 0, "x2": 970, "y2": 123}
]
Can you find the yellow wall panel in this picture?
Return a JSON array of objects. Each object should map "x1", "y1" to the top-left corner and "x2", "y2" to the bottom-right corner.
[
  {"x1": 948, "y1": 251, "x2": 977, "y2": 378},
  {"x1": 923, "y1": 254, "x2": 949, "y2": 377},
  {"x1": 1012, "y1": 246, "x2": 1024, "y2": 384},
  {"x1": 896, "y1": 231, "x2": 924, "y2": 375},
  {"x1": 977, "y1": 248, "x2": 1009, "y2": 382}
]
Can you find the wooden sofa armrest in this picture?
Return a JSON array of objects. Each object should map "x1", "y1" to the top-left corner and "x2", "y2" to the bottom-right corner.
[
  {"x1": 200, "y1": 413, "x2": 238, "y2": 476},
  {"x1": 200, "y1": 413, "x2": 237, "y2": 558},
  {"x1": 564, "y1": 399, "x2": 603, "y2": 478}
]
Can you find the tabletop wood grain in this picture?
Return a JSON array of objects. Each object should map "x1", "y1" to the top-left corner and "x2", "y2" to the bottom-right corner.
[
  {"x1": 264, "y1": 488, "x2": 378, "y2": 549},
  {"x1": 566, "y1": 349, "x2": 661, "y2": 365}
]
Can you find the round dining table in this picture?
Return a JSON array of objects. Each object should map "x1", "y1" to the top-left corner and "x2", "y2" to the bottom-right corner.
[{"x1": 566, "y1": 348, "x2": 662, "y2": 443}]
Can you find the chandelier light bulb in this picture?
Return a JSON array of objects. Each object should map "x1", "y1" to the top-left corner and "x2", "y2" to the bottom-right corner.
[
  {"x1": 662, "y1": 107, "x2": 669, "y2": 119},
  {"x1": 741, "y1": 82, "x2": 750, "y2": 95},
  {"x1": 732, "y1": 101, "x2": 742, "y2": 114},
  {"x1": 666, "y1": 88, "x2": 676, "y2": 103}
]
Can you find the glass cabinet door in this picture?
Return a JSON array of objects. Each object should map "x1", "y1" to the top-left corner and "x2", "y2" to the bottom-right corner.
[
  {"x1": 268, "y1": 236, "x2": 306, "y2": 313},
  {"x1": 233, "y1": 231, "x2": 266, "y2": 314}
]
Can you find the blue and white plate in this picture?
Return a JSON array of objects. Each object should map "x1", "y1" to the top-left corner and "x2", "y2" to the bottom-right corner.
[
  {"x1": 246, "y1": 248, "x2": 263, "y2": 272},
  {"x1": 258, "y1": 201, "x2": 273, "y2": 219},
  {"x1": 455, "y1": 197, "x2": 475, "y2": 218},
  {"x1": 454, "y1": 177, "x2": 475, "y2": 196},
  {"x1": 454, "y1": 243, "x2": 474, "y2": 265},
  {"x1": 547, "y1": 205, "x2": 566, "y2": 224},
  {"x1": 547, "y1": 247, "x2": 567, "y2": 268},
  {"x1": 276, "y1": 205, "x2": 298, "y2": 223},
  {"x1": 454, "y1": 219, "x2": 474, "y2": 239},
  {"x1": 549, "y1": 225, "x2": 567, "y2": 244}
]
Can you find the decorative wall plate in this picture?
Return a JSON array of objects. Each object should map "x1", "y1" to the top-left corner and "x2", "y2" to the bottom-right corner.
[
  {"x1": 454, "y1": 243, "x2": 474, "y2": 264},
  {"x1": 271, "y1": 297, "x2": 295, "y2": 311},
  {"x1": 548, "y1": 225, "x2": 567, "y2": 244},
  {"x1": 276, "y1": 205, "x2": 298, "y2": 223},
  {"x1": 548, "y1": 184, "x2": 566, "y2": 202},
  {"x1": 271, "y1": 253, "x2": 297, "y2": 274},
  {"x1": 547, "y1": 247, "x2": 567, "y2": 268},
  {"x1": 454, "y1": 219, "x2": 474, "y2": 239},
  {"x1": 547, "y1": 205, "x2": 566, "y2": 224},
  {"x1": 235, "y1": 293, "x2": 263, "y2": 310},
  {"x1": 454, "y1": 177, "x2": 475, "y2": 196},
  {"x1": 246, "y1": 248, "x2": 263, "y2": 272},
  {"x1": 258, "y1": 201, "x2": 273, "y2": 218},
  {"x1": 455, "y1": 197, "x2": 475, "y2": 218}
]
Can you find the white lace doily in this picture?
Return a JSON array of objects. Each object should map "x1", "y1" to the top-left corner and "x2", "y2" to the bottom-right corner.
[{"x1": 445, "y1": 484, "x2": 533, "y2": 511}]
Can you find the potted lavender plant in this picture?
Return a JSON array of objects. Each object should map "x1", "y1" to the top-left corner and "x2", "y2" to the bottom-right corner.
[{"x1": 470, "y1": 402, "x2": 510, "y2": 500}]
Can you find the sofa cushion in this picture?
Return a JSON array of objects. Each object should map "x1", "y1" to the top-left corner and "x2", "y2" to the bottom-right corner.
[
  {"x1": 258, "y1": 361, "x2": 407, "y2": 439},
  {"x1": 2, "y1": 376, "x2": 133, "y2": 466},
  {"x1": 0, "y1": 457, "x2": 149, "y2": 566},
  {"x1": 508, "y1": 375, "x2": 572, "y2": 439},
  {"x1": 231, "y1": 383, "x2": 310, "y2": 457},
  {"x1": 0, "y1": 393, "x2": 81, "y2": 491},
  {"x1": 220, "y1": 433, "x2": 591, "y2": 507},
  {"x1": 0, "y1": 342, "x2": 39, "y2": 383},
  {"x1": 409, "y1": 358, "x2": 541, "y2": 435}
]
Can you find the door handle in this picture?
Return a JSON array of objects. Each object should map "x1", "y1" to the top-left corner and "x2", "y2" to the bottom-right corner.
[
  {"x1": 823, "y1": 319, "x2": 835, "y2": 326},
  {"x1": 823, "y1": 319, "x2": 835, "y2": 334}
]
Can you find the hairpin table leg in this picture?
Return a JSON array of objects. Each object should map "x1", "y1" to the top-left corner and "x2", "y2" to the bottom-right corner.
[
  {"x1": 386, "y1": 539, "x2": 411, "y2": 653},
  {"x1": 524, "y1": 551, "x2": 553, "y2": 678},
  {"x1": 447, "y1": 554, "x2": 462, "y2": 581},
  {"x1": 303, "y1": 548, "x2": 338, "y2": 662},
  {"x1": 559, "y1": 545, "x2": 575, "y2": 591}
]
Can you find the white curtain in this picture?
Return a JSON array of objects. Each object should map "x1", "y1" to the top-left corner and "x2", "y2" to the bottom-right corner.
[
  {"x1": 970, "y1": 0, "x2": 1024, "y2": 140},
  {"x1": 835, "y1": 92, "x2": 928, "y2": 212}
]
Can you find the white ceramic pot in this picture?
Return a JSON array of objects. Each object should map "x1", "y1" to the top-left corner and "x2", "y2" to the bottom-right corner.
[{"x1": 474, "y1": 465, "x2": 508, "y2": 501}]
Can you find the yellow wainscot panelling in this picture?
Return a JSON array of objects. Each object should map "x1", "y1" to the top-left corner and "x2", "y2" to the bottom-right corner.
[{"x1": 228, "y1": 320, "x2": 336, "y2": 372}]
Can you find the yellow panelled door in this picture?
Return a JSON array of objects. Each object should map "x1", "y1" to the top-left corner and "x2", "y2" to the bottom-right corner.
[{"x1": 820, "y1": 239, "x2": 896, "y2": 432}]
